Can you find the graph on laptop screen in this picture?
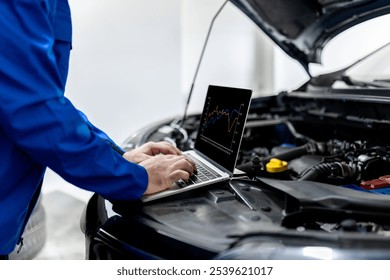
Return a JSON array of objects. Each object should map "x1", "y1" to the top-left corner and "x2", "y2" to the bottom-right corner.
[{"x1": 194, "y1": 85, "x2": 252, "y2": 173}]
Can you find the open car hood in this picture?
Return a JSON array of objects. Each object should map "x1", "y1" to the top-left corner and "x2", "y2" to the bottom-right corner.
[{"x1": 230, "y1": 0, "x2": 390, "y2": 74}]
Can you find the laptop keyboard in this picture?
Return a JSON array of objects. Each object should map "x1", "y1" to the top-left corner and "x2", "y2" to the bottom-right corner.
[{"x1": 176, "y1": 154, "x2": 222, "y2": 188}]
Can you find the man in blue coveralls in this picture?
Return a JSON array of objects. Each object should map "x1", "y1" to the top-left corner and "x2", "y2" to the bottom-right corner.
[{"x1": 0, "y1": 0, "x2": 196, "y2": 259}]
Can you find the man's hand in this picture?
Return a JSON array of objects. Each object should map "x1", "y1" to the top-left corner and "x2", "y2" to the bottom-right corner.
[
  {"x1": 122, "y1": 141, "x2": 196, "y2": 195},
  {"x1": 123, "y1": 141, "x2": 182, "y2": 164},
  {"x1": 139, "y1": 154, "x2": 196, "y2": 194}
]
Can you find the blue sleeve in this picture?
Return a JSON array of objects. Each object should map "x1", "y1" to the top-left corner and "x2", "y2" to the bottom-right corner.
[
  {"x1": 0, "y1": 0, "x2": 148, "y2": 201},
  {"x1": 77, "y1": 110, "x2": 126, "y2": 155}
]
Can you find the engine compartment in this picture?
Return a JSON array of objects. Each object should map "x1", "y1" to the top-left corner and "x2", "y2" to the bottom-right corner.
[
  {"x1": 141, "y1": 91, "x2": 390, "y2": 191},
  {"x1": 112, "y1": 91, "x2": 390, "y2": 259}
]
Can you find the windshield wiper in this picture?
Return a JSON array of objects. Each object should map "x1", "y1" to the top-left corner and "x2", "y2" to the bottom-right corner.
[{"x1": 342, "y1": 76, "x2": 390, "y2": 88}]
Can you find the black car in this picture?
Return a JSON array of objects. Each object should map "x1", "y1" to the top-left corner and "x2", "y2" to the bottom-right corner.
[{"x1": 81, "y1": 0, "x2": 390, "y2": 260}]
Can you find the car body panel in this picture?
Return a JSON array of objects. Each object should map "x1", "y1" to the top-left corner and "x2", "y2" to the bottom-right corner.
[{"x1": 230, "y1": 0, "x2": 390, "y2": 73}]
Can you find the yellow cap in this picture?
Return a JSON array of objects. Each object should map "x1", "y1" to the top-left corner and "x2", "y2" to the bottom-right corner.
[{"x1": 266, "y1": 158, "x2": 288, "y2": 173}]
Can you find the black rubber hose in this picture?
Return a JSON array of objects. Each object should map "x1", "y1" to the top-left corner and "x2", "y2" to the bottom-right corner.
[
  {"x1": 263, "y1": 145, "x2": 311, "y2": 162},
  {"x1": 298, "y1": 162, "x2": 335, "y2": 181}
]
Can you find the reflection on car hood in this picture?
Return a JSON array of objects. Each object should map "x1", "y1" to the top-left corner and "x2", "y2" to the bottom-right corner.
[{"x1": 230, "y1": 0, "x2": 390, "y2": 73}]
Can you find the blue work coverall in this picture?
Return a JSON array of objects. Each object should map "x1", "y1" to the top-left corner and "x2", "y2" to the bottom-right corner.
[{"x1": 0, "y1": 0, "x2": 148, "y2": 255}]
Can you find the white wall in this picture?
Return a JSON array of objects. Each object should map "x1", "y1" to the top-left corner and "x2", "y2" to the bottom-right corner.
[
  {"x1": 66, "y1": 0, "x2": 182, "y2": 143},
  {"x1": 181, "y1": 0, "x2": 274, "y2": 113}
]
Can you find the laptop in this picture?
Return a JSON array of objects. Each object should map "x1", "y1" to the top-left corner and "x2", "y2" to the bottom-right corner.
[{"x1": 141, "y1": 85, "x2": 252, "y2": 202}]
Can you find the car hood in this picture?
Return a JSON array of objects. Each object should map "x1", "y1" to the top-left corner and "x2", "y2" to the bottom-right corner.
[{"x1": 230, "y1": 0, "x2": 390, "y2": 74}]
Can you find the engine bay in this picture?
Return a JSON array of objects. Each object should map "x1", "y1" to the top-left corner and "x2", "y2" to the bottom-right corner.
[
  {"x1": 110, "y1": 91, "x2": 390, "y2": 259},
  {"x1": 123, "y1": 91, "x2": 390, "y2": 231}
]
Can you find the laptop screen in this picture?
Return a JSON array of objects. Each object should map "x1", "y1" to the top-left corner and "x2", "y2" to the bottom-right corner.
[{"x1": 194, "y1": 85, "x2": 252, "y2": 173}]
